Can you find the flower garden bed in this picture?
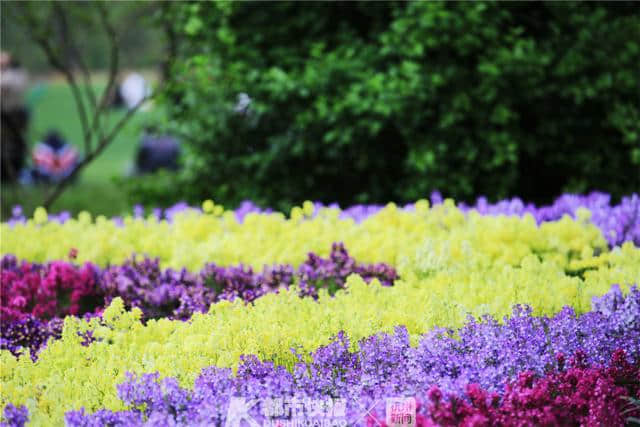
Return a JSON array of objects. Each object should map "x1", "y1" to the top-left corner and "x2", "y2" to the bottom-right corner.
[{"x1": 1, "y1": 192, "x2": 639, "y2": 426}]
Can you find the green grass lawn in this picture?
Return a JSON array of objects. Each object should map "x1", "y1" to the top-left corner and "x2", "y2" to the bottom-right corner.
[{"x1": 2, "y1": 79, "x2": 165, "y2": 220}]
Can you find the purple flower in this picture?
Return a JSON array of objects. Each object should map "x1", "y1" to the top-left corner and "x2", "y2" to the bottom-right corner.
[
  {"x1": 59, "y1": 284, "x2": 640, "y2": 426},
  {"x1": 0, "y1": 404, "x2": 28, "y2": 427}
]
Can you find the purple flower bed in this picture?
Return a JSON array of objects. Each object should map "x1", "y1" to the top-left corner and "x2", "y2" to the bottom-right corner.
[
  {"x1": 101, "y1": 242, "x2": 396, "y2": 320},
  {"x1": 0, "y1": 244, "x2": 397, "y2": 358},
  {"x1": 3, "y1": 284, "x2": 634, "y2": 426}
]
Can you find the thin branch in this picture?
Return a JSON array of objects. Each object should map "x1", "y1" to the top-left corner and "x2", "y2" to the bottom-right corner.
[
  {"x1": 52, "y1": 2, "x2": 101, "y2": 152},
  {"x1": 48, "y1": 48, "x2": 93, "y2": 155},
  {"x1": 103, "y1": 95, "x2": 153, "y2": 154},
  {"x1": 54, "y1": 3, "x2": 101, "y2": 151},
  {"x1": 52, "y1": 3, "x2": 98, "y2": 111},
  {"x1": 43, "y1": 94, "x2": 153, "y2": 209},
  {"x1": 19, "y1": 4, "x2": 93, "y2": 154},
  {"x1": 92, "y1": 1, "x2": 120, "y2": 144}
]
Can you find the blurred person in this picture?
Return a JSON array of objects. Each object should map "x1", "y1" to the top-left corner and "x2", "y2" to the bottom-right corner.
[
  {"x1": 134, "y1": 127, "x2": 180, "y2": 175},
  {"x1": 1, "y1": 51, "x2": 29, "y2": 182},
  {"x1": 30, "y1": 131, "x2": 80, "y2": 183},
  {"x1": 120, "y1": 72, "x2": 151, "y2": 110}
]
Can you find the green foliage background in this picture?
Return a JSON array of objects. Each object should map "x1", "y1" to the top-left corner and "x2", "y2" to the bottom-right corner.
[
  {"x1": 4, "y1": 1, "x2": 638, "y2": 212},
  {"x1": 0, "y1": 2, "x2": 164, "y2": 73},
  {"x1": 129, "y1": 1, "x2": 640, "y2": 211}
]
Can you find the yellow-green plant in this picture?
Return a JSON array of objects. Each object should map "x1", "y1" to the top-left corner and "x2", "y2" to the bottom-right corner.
[
  {"x1": 1, "y1": 202, "x2": 607, "y2": 272},
  {"x1": 1, "y1": 242, "x2": 638, "y2": 426}
]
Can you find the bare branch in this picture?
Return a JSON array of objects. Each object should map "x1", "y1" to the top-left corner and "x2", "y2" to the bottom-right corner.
[
  {"x1": 42, "y1": 94, "x2": 154, "y2": 209},
  {"x1": 52, "y1": 2, "x2": 100, "y2": 152},
  {"x1": 19, "y1": 4, "x2": 93, "y2": 154},
  {"x1": 52, "y1": 3, "x2": 98, "y2": 110},
  {"x1": 92, "y1": 1, "x2": 120, "y2": 144},
  {"x1": 97, "y1": 1, "x2": 120, "y2": 106}
]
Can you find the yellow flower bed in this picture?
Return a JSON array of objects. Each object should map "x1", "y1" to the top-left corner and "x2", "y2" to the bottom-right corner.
[{"x1": 1, "y1": 201, "x2": 607, "y2": 271}]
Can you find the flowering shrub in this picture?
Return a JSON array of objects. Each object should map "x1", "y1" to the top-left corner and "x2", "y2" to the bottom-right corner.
[
  {"x1": 296, "y1": 242, "x2": 397, "y2": 298},
  {"x1": 1, "y1": 283, "x2": 638, "y2": 425},
  {"x1": 2, "y1": 285, "x2": 636, "y2": 426},
  {"x1": 455, "y1": 192, "x2": 640, "y2": 247},
  {"x1": 0, "y1": 316, "x2": 63, "y2": 360},
  {"x1": 6, "y1": 192, "x2": 639, "y2": 247},
  {"x1": 0, "y1": 245, "x2": 397, "y2": 357},
  {"x1": 0, "y1": 193, "x2": 639, "y2": 426},
  {"x1": 0, "y1": 255, "x2": 99, "y2": 322},
  {"x1": 58, "y1": 350, "x2": 638, "y2": 427},
  {"x1": 0, "y1": 404, "x2": 28, "y2": 427},
  {"x1": 100, "y1": 242, "x2": 397, "y2": 319},
  {"x1": 423, "y1": 349, "x2": 639, "y2": 426}
]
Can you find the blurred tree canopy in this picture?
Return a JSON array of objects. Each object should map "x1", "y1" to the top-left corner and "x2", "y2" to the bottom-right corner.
[
  {"x1": 1, "y1": 2, "x2": 165, "y2": 73},
  {"x1": 2, "y1": 1, "x2": 165, "y2": 211},
  {"x1": 126, "y1": 3, "x2": 640, "y2": 208}
]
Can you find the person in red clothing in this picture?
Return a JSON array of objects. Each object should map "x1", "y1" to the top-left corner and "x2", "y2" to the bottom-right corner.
[{"x1": 30, "y1": 131, "x2": 80, "y2": 183}]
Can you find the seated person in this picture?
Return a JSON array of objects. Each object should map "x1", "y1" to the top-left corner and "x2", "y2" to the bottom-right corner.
[
  {"x1": 31, "y1": 131, "x2": 80, "y2": 183},
  {"x1": 120, "y1": 72, "x2": 151, "y2": 110},
  {"x1": 135, "y1": 128, "x2": 180, "y2": 175},
  {"x1": 107, "y1": 72, "x2": 150, "y2": 110}
]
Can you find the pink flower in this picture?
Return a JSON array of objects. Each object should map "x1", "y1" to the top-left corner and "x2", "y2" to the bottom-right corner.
[{"x1": 9, "y1": 295, "x2": 26, "y2": 308}]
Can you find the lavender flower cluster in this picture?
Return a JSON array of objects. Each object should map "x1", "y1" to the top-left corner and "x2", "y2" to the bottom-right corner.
[
  {"x1": 101, "y1": 242, "x2": 396, "y2": 320},
  {"x1": 1, "y1": 244, "x2": 397, "y2": 358},
  {"x1": 0, "y1": 316, "x2": 63, "y2": 361},
  {"x1": 296, "y1": 242, "x2": 397, "y2": 298},
  {"x1": 455, "y1": 192, "x2": 640, "y2": 247},
  {"x1": 45, "y1": 284, "x2": 640, "y2": 426},
  {"x1": 7, "y1": 192, "x2": 640, "y2": 247}
]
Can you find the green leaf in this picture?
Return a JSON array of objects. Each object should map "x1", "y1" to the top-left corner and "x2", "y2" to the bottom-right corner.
[{"x1": 184, "y1": 16, "x2": 203, "y2": 36}]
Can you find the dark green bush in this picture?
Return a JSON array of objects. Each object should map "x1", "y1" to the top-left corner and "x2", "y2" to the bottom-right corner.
[{"x1": 128, "y1": 1, "x2": 640, "y2": 210}]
